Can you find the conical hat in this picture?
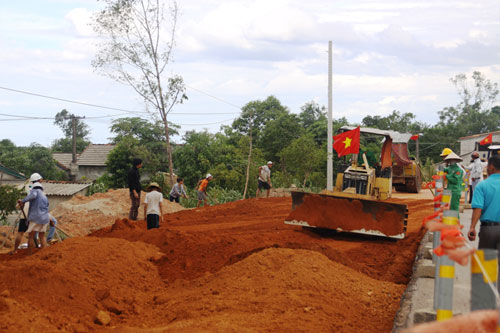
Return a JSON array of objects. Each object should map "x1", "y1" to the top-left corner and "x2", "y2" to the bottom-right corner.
[{"x1": 444, "y1": 151, "x2": 463, "y2": 162}]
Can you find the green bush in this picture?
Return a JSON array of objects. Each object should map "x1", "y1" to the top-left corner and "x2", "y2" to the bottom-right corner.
[
  {"x1": 0, "y1": 185, "x2": 25, "y2": 225},
  {"x1": 179, "y1": 186, "x2": 242, "y2": 208}
]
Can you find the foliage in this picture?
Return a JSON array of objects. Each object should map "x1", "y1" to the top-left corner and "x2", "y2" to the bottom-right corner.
[
  {"x1": 0, "y1": 185, "x2": 25, "y2": 224},
  {"x1": 92, "y1": 0, "x2": 187, "y2": 185},
  {"x1": 105, "y1": 137, "x2": 155, "y2": 188},
  {"x1": 0, "y1": 140, "x2": 67, "y2": 180},
  {"x1": 52, "y1": 109, "x2": 91, "y2": 153},
  {"x1": 280, "y1": 135, "x2": 324, "y2": 187},
  {"x1": 86, "y1": 174, "x2": 113, "y2": 196},
  {"x1": 180, "y1": 186, "x2": 242, "y2": 208}
]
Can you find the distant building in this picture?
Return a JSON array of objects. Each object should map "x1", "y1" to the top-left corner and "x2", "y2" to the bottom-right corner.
[
  {"x1": 458, "y1": 131, "x2": 500, "y2": 162},
  {"x1": 0, "y1": 164, "x2": 26, "y2": 186},
  {"x1": 53, "y1": 144, "x2": 115, "y2": 181},
  {"x1": 42, "y1": 181, "x2": 91, "y2": 211}
]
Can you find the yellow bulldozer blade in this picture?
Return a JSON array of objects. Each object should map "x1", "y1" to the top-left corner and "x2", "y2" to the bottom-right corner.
[{"x1": 284, "y1": 191, "x2": 408, "y2": 239}]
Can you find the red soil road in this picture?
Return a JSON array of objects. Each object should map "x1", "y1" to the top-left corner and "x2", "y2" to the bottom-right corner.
[{"x1": 0, "y1": 196, "x2": 433, "y2": 332}]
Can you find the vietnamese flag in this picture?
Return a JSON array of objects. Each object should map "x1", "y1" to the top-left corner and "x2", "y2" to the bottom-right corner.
[
  {"x1": 410, "y1": 134, "x2": 419, "y2": 141},
  {"x1": 333, "y1": 126, "x2": 360, "y2": 157},
  {"x1": 480, "y1": 133, "x2": 493, "y2": 145}
]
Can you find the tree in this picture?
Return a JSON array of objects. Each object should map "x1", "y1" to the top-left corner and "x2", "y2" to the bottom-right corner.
[
  {"x1": 299, "y1": 101, "x2": 326, "y2": 129},
  {"x1": 280, "y1": 135, "x2": 324, "y2": 187},
  {"x1": 361, "y1": 110, "x2": 424, "y2": 134},
  {"x1": 0, "y1": 142, "x2": 67, "y2": 180},
  {"x1": 105, "y1": 137, "x2": 155, "y2": 188},
  {"x1": 259, "y1": 113, "x2": 304, "y2": 166},
  {"x1": 0, "y1": 185, "x2": 25, "y2": 224},
  {"x1": 92, "y1": 0, "x2": 187, "y2": 185},
  {"x1": 450, "y1": 71, "x2": 499, "y2": 112},
  {"x1": 52, "y1": 109, "x2": 91, "y2": 153}
]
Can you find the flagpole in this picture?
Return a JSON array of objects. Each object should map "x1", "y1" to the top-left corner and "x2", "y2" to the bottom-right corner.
[{"x1": 327, "y1": 41, "x2": 333, "y2": 191}]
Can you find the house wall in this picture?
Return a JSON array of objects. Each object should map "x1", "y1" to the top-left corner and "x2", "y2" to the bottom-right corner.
[
  {"x1": 47, "y1": 187, "x2": 89, "y2": 211},
  {"x1": 78, "y1": 166, "x2": 107, "y2": 181},
  {"x1": 459, "y1": 133, "x2": 500, "y2": 162}
]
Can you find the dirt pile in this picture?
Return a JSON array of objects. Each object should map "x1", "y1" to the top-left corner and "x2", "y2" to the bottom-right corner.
[
  {"x1": 51, "y1": 189, "x2": 185, "y2": 237},
  {"x1": 0, "y1": 237, "x2": 163, "y2": 332},
  {"x1": 0, "y1": 195, "x2": 434, "y2": 332}
]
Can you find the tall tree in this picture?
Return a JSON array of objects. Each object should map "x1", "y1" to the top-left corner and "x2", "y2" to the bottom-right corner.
[
  {"x1": 92, "y1": 0, "x2": 187, "y2": 185},
  {"x1": 52, "y1": 109, "x2": 91, "y2": 153}
]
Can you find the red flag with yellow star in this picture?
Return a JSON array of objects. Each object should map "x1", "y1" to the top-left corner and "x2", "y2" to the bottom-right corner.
[
  {"x1": 479, "y1": 133, "x2": 493, "y2": 145},
  {"x1": 333, "y1": 126, "x2": 360, "y2": 157}
]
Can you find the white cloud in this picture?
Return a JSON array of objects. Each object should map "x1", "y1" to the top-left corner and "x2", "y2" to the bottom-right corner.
[{"x1": 65, "y1": 7, "x2": 94, "y2": 37}]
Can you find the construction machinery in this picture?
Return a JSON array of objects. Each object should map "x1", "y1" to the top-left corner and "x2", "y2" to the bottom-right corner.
[{"x1": 284, "y1": 126, "x2": 420, "y2": 239}]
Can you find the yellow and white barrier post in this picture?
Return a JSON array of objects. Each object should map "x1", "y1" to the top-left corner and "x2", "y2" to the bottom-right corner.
[
  {"x1": 434, "y1": 209, "x2": 459, "y2": 320},
  {"x1": 471, "y1": 249, "x2": 498, "y2": 311}
]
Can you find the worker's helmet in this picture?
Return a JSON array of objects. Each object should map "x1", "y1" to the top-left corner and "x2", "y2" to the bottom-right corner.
[
  {"x1": 29, "y1": 173, "x2": 42, "y2": 182},
  {"x1": 440, "y1": 148, "x2": 453, "y2": 157},
  {"x1": 471, "y1": 151, "x2": 480, "y2": 159},
  {"x1": 206, "y1": 173, "x2": 212, "y2": 179}
]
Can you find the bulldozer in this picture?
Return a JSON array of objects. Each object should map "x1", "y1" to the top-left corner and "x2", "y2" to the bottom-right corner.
[{"x1": 284, "y1": 126, "x2": 420, "y2": 239}]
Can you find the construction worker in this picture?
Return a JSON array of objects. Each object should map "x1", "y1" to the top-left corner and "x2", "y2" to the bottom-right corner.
[
  {"x1": 197, "y1": 174, "x2": 213, "y2": 208},
  {"x1": 465, "y1": 151, "x2": 487, "y2": 203},
  {"x1": 256, "y1": 161, "x2": 273, "y2": 198},
  {"x1": 443, "y1": 152, "x2": 464, "y2": 211}
]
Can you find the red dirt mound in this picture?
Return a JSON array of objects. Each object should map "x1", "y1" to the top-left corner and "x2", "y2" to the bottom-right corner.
[
  {"x1": 98, "y1": 248, "x2": 405, "y2": 332},
  {"x1": 0, "y1": 195, "x2": 434, "y2": 332},
  {"x1": 0, "y1": 237, "x2": 163, "y2": 332}
]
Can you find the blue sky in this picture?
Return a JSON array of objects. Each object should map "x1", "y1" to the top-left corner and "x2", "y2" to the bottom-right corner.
[{"x1": 1, "y1": 0, "x2": 499, "y2": 146}]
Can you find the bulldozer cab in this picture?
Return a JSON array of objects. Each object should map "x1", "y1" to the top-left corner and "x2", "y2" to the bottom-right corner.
[{"x1": 334, "y1": 126, "x2": 419, "y2": 200}]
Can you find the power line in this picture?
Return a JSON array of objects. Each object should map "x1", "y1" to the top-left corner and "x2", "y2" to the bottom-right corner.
[
  {"x1": 186, "y1": 84, "x2": 242, "y2": 110},
  {"x1": 0, "y1": 85, "x2": 242, "y2": 115},
  {"x1": 0, "y1": 86, "x2": 147, "y2": 115}
]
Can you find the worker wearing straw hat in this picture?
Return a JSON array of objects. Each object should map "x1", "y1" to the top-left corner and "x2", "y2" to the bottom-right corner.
[
  {"x1": 143, "y1": 182, "x2": 163, "y2": 230},
  {"x1": 443, "y1": 152, "x2": 464, "y2": 211}
]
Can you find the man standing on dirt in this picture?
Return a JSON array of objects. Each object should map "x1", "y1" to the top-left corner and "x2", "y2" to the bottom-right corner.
[
  {"x1": 468, "y1": 155, "x2": 500, "y2": 281},
  {"x1": 18, "y1": 180, "x2": 49, "y2": 254},
  {"x1": 128, "y1": 158, "x2": 142, "y2": 220},
  {"x1": 256, "y1": 161, "x2": 273, "y2": 198},
  {"x1": 197, "y1": 174, "x2": 213, "y2": 208}
]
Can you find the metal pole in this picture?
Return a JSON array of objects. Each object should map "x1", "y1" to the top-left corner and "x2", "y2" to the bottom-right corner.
[
  {"x1": 471, "y1": 249, "x2": 498, "y2": 311},
  {"x1": 327, "y1": 41, "x2": 333, "y2": 190}
]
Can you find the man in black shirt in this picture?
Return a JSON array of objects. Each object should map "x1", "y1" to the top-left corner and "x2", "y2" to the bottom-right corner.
[{"x1": 128, "y1": 158, "x2": 142, "y2": 220}]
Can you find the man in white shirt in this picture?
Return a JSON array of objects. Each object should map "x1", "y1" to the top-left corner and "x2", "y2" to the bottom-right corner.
[
  {"x1": 143, "y1": 182, "x2": 163, "y2": 230},
  {"x1": 465, "y1": 152, "x2": 487, "y2": 203},
  {"x1": 256, "y1": 161, "x2": 273, "y2": 198}
]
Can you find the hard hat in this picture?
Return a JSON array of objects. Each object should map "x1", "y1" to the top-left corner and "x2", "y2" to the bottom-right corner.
[
  {"x1": 440, "y1": 148, "x2": 453, "y2": 157},
  {"x1": 444, "y1": 152, "x2": 463, "y2": 162},
  {"x1": 206, "y1": 173, "x2": 212, "y2": 179},
  {"x1": 267, "y1": 161, "x2": 273, "y2": 165},
  {"x1": 29, "y1": 173, "x2": 42, "y2": 182},
  {"x1": 32, "y1": 182, "x2": 43, "y2": 189},
  {"x1": 471, "y1": 151, "x2": 479, "y2": 158}
]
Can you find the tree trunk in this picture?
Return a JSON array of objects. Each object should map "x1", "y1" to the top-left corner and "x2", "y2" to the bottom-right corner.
[
  {"x1": 242, "y1": 119, "x2": 253, "y2": 199},
  {"x1": 162, "y1": 118, "x2": 175, "y2": 186}
]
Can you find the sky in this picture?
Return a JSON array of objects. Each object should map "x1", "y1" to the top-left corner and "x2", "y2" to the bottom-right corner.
[{"x1": 1, "y1": 0, "x2": 499, "y2": 147}]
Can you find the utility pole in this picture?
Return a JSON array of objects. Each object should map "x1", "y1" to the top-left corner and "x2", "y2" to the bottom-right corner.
[
  {"x1": 327, "y1": 41, "x2": 333, "y2": 190},
  {"x1": 71, "y1": 115, "x2": 77, "y2": 164},
  {"x1": 67, "y1": 114, "x2": 85, "y2": 181}
]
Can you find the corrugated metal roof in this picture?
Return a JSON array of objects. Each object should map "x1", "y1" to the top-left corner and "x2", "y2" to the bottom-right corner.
[
  {"x1": 42, "y1": 182, "x2": 91, "y2": 196},
  {"x1": 77, "y1": 144, "x2": 115, "y2": 166}
]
